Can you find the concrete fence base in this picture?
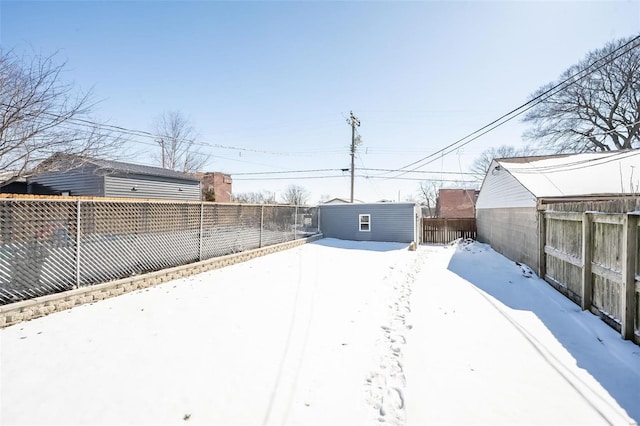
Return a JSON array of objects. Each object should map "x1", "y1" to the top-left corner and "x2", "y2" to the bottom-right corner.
[{"x1": 0, "y1": 234, "x2": 323, "y2": 328}]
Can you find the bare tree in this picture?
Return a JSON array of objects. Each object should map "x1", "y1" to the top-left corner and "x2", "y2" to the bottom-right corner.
[
  {"x1": 417, "y1": 180, "x2": 442, "y2": 217},
  {"x1": 233, "y1": 191, "x2": 277, "y2": 204},
  {"x1": 153, "y1": 111, "x2": 207, "y2": 173},
  {"x1": 417, "y1": 179, "x2": 478, "y2": 217},
  {"x1": 0, "y1": 48, "x2": 120, "y2": 174},
  {"x1": 281, "y1": 184, "x2": 310, "y2": 205},
  {"x1": 470, "y1": 145, "x2": 535, "y2": 179},
  {"x1": 523, "y1": 36, "x2": 640, "y2": 153}
]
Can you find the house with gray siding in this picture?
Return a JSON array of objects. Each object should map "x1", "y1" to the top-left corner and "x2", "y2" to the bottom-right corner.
[
  {"x1": 28, "y1": 154, "x2": 201, "y2": 201},
  {"x1": 476, "y1": 150, "x2": 640, "y2": 273},
  {"x1": 319, "y1": 202, "x2": 420, "y2": 243}
]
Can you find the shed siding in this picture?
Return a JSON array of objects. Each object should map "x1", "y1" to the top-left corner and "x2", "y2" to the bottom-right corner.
[
  {"x1": 476, "y1": 207, "x2": 539, "y2": 272},
  {"x1": 104, "y1": 175, "x2": 201, "y2": 201},
  {"x1": 476, "y1": 161, "x2": 536, "y2": 209},
  {"x1": 28, "y1": 171, "x2": 103, "y2": 196},
  {"x1": 320, "y1": 203, "x2": 417, "y2": 243}
]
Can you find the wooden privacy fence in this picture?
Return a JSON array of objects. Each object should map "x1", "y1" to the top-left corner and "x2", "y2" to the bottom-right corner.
[
  {"x1": 422, "y1": 218, "x2": 477, "y2": 244},
  {"x1": 539, "y1": 210, "x2": 639, "y2": 343}
]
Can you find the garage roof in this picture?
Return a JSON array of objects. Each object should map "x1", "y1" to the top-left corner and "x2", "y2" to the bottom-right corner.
[{"x1": 496, "y1": 150, "x2": 640, "y2": 198}]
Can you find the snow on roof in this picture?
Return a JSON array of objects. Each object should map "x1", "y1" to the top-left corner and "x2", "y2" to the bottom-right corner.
[
  {"x1": 0, "y1": 171, "x2": 20, "y2": 182},
  {"x1": 496, "y1": 150, "x2": 640, "y2": 198},
  {"x1": 321, "y1": 197, "x2": 364, "y2": 204},
  {"x1": 42, "y1": 153, "x2": 201, "y2": 182},
  {"x1": 0, "y1": 171, "x2": 27, "y2": 186}
]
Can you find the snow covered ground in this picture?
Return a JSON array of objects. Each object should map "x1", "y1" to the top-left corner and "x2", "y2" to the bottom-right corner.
[{"x1": 1, "y1": 238, "x2": 639, "y2": 425}]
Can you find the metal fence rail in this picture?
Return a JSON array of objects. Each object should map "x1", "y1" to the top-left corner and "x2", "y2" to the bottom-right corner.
[{"x1": 0, "y1": 199, "x2": 319, "y2": 305}]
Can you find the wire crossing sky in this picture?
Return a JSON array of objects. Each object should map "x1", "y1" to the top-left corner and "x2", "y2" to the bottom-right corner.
[{"x1": 1, "y1": 1, "x2": 639, "y2": 203}]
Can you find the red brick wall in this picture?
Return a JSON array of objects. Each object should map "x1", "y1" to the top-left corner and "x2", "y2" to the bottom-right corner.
[
  {"x1": 200, "y1": 172, "x2": 232, "y2": 203},
  {"x1": 436, "y1": 189, "x2": 478, "y2": 218}
]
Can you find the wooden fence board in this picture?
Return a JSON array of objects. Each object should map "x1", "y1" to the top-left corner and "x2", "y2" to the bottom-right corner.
[
  {"x1": 544, "y1": 246, "x2": 581, "y2": 267},
  {"x1": 422, "y1": 218, "x2": 476, "y2": 244},
  {"x1": 592, "y1": 263, "x2": 622, "y2": 283},
  {"x1": 542, "y1": 207, "x2": 640, "y2": 342},
  {"x1": 545, "y1": 211, "x2": 583, "y2": 222},
  {"x1": 581, "y1": 212, "x2": 593, "y2": 310},
  {"x1": 593, "y1": 214, "x2": 626, "y2": 225},
  {"x1": 622, "y1": 214, "x2": 638, "y2": 339}
]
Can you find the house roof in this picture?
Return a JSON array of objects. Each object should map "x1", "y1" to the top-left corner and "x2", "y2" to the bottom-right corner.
[
  {"x1": 0, "y1": 171, "x2": 22, "y2": 184},
  {"x1": 42, "y1": 153, "x2": 201, "y2": 182},
  {"x1": 0, "y1": 171, "x2": 30, "y2": 188},
  {"x1": 321, "y1": 197, "x2": 364, "y2": 204},
  {"x1": 321, "y1": 201, "x2": 417, "y2": 208},
  {"x1": 495, "y1": 150, "x2": 640, "y2": 198},
  {"x1": 193, "y1": 171, "x2": 231, "y2": 179}
]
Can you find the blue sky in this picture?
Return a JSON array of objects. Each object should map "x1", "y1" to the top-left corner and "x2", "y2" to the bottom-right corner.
[{"x1": 2, "y1": 1, "x2": 639, "y2": 203}]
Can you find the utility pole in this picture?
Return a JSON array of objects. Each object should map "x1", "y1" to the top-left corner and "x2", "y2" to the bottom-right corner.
[
  {"x1": 347, "y1": 111, "x2": 360, "y2": 203},
  {"x1": 158, "y1": 139, "x2": 166, "y2": 168}
]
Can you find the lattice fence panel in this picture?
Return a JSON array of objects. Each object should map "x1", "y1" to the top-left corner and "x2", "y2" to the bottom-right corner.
[
  {"x1": 0, "y1": 200, "x2": 77, "y2": 304},
  {"x1": 201, "y1": 204, "x2": 262, "y2": 259},
  {"x1": 78, "y1": 201, "x2": 201, "y2": 286},
  {"x1": 262, "y1": 205, "x2": 296, "y2": 246},
  {"x1": 0, "y1": 199, "x2": 319, "y2": 305},
  {"x1": 295, "y1": 207, "x2": 319, "y2": 239}
]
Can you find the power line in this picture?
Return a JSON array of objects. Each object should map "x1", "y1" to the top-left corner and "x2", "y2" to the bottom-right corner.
[
  {"x1": 356, "y1": 152, "x2": 385, "y2": 201},
  {"x1": 230, "y1": 168, "x2": 344, "y2": 175},
  {"x1": 233, "y1": 175, "x2": 350, "y2": 181},
  {"x1": 383, "y1": 34, "x2": 640, "y2": 178},
  {"x1": 503, "y1": 149, "x2": 640, "y2": 174},
  {"x1": 233, "y1": 173, "x2": 473, "y2": 183},
  {"x1": 5, "y1": 34, "x2": 638, "y2": 180},
  {"x1": 0, "y1": 101, "x2": 349, "y2": 157},
  {"x1": 360, "y1": 168, "x2": 476, "y2": 175},
  {"x1": 362, "y1": 175, "x2": 473, "y2": 182},
  {"x1": 228, "y1": 167, "x2": 476, "y2": 176}
]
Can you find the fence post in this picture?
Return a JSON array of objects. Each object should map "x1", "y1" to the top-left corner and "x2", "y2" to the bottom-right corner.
[
  {"x1": 199, "y1": 202, "x2": 204, "y2": 261},
  {"x1": 581, "y1": 212, "x2": 593, "y2": 311},
  {"x1": 621, "y1": 213, "x2": 638, "y2": 340},
  {"x1": 294, "y1": 205, "x2": 298, "y2": 240},
  {"x1": 76, "y1": 199, "x2": 81, "y2": 289},
  {"x1": 259, "y1": 205, "x2": 264, "y2": 248},
  {"x1": 537, "y1": 210, "x2": 547, "y2": 279},
  {"x1": 443, "y1": 218, "x2": 448, "y2": 243}
]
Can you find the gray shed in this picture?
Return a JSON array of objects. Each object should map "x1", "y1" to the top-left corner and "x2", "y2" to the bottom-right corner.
[
  {"x1": 28, "y1": 154, "x2": 201, "y2": 201},
  {"x1": 319, "y1": 202, "x2": 420, "y2": 243}
]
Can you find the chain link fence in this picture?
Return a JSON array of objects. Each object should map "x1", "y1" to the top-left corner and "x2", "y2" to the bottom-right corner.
[{"x1": 0, "y1": 198, "x2": 319, "y2": 305}]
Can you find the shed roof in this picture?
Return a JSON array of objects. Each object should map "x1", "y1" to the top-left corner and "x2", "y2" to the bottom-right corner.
[
  {"x1": 320, "y1": 201, "x2": 417, "y2": 208},
  {"x1": 0, "y1": 171, "x2": 24, "y2": 185},
  {"x1": 495, "y1": 150, "x2": 640, "y2": 198},
  {"x1": 321, "y1": 198, "x2": 364, "y2": 204},
  {"x1": 41, "y1": 153, "x2": 201, "y2": 182}
]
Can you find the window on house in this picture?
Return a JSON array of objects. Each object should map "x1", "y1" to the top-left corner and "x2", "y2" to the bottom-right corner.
[{"x1": 359, "y1": 214, "x2": 371, "y2": 232}]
